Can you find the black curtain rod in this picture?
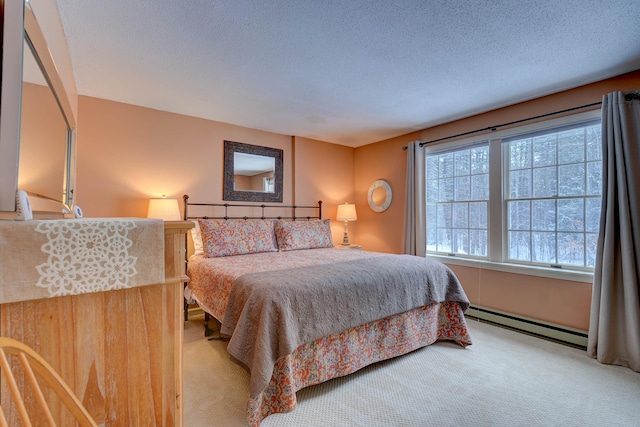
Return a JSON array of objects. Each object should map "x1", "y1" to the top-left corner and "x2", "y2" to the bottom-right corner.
[
  {"x1": 625, "y1": 91, "x2": 640, "y2": 101},
  {"x1": 402, "y1": 101, "x2": 602, "y2": 150}
]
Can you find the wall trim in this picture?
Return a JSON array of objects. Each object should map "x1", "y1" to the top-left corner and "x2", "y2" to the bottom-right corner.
[{"x1": 466, "y1": 305, "x2": 588, "y2": 349}]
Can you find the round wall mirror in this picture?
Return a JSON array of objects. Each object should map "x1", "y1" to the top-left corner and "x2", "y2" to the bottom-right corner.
[{"x1": 367, "y1": 179, "x2": 392, "y2": 212}]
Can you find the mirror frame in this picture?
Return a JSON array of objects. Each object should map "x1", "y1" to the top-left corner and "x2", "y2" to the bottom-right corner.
[
  {"x1": 367, "y1": 179, "x2": 392, "y2": 212},
  {"x1": 0, "y1": 0, "x2": 24, "y2": 212},
  {"x1": 0, "y1": 2, "x2": 77, "y2": 214},
  {"x1": 223, "y1": 140, "x2": 283, "y2": 203}
]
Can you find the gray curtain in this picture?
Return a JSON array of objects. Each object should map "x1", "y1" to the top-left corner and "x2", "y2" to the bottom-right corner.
[
  {"x1": 587, "y1": 91, "x2": 640, "y2": 372},
  {"x1": 403, "y1": 141, "x2": 426, "y2": 256}
]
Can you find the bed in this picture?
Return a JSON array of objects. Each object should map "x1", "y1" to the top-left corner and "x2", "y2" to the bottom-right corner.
[{"x1": 183, "y1": 196, "x2": 472, "y2": 426}]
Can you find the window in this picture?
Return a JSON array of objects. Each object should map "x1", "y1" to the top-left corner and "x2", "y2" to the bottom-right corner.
[
  {"x1": 505, "y1": 120, "x2": 602, "y2": 268},
  {"x1": 263, "y1": 177, "x2": 275, "y2": 192},
  {"x1": 426, "y1": 115, "x2": 602, "y2": 272},
  {"x1": 426, "y1": 144, "x2": 489, "y2": 257}
]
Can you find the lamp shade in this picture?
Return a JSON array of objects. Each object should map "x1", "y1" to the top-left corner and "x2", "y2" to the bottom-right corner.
[
  {"x1": 336, "y1": 203, "x2": 357, "y2": 221},
  {"x1": 147, "y1": 197, "x2": 181, "y2": 221}
]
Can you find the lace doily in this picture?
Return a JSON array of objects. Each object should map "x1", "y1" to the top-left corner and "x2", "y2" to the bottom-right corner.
[{"x1": 35, "y1": 220, "x2": 138, "y2": 296}]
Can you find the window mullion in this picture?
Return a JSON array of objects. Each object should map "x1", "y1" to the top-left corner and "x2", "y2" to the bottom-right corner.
[{"x1": 488, "y1": 138, "x2": 503, "y2": 262}]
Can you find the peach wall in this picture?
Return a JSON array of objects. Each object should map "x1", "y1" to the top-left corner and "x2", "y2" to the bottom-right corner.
[
  {"x1": 293, "y1": 136, "x2": 356, "y2": 244},
  {"x1": 447, "y1": 265, "x2": 591, "y2": 331},
  {"x1": 75, "y1": 98, "x2": 357, "y2": 244},
  {"x1": 76, "y1": 96, "x2": 295, "y2": 218},
  {"x1": 353, "y1": 136, "x2": 410, "y2": 253},
  {"x1": 353, "y1": 69, "x2": 640, "y2": 330}
]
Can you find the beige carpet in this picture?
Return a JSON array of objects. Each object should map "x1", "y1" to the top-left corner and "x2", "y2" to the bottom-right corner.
[{"x1": 183, "y1": 313, "x2": 640, "y2": 427}]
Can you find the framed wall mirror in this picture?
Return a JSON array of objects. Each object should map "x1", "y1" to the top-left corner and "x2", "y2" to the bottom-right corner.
[
  {"x1": 223, "y1": 140, "x2": 283, "y2": 202},
  {"x1": 0, "y1": 1, "x2": 76, "y2": 215},
  {"x1": 368, "y1": 179, "x2": 392, "y2": 212}
]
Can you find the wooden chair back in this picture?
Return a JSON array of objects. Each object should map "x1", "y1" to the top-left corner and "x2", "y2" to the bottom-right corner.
[{"x1": 0, "y1": 337, "x2": 97, "y2": 427}]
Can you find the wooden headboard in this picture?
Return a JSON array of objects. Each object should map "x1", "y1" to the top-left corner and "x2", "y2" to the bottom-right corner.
[{"x1": 182, "y1": 194, "x2": 322, "y2": 221}]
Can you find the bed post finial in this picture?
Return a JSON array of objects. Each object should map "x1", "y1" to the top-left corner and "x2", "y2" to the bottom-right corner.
[{"x1": 183, "y1": 195, "x2": 189, "y2": 220}]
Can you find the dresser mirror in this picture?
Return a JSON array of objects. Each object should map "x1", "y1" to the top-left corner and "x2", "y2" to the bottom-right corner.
[
  {"x1": 223, "y1": 140, "x2": 283, "y2": 202},
  {"x1": 0, "y1": 2, "x2": 76, "y2": 215}
]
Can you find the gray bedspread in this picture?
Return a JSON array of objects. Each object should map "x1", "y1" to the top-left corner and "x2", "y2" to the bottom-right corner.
[{"x1": 220, "y1": 254, "x2": 469, "y2": 398}]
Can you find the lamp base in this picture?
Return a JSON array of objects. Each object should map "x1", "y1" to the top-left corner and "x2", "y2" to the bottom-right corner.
[{"x1": 341, "y1": 220, "x2": 350, "y2": 246}]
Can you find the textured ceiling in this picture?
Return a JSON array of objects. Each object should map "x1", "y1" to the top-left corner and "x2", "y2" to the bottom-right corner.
[{"x1": 55, "y1": 0, "x2": 640, "y2": 147}]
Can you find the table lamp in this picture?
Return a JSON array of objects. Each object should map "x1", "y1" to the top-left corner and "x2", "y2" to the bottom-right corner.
[
  {"x1": 336, "y1": 203, "x2": 357, "y2": 246},
  {"x1": 147, "y1": 196, "x2": 181, "y2": 221}
]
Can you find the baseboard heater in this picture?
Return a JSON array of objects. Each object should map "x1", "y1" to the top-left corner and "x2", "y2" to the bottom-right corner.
[{"x1": 465, "y1": 305, "x2": 588, "y2": 349}]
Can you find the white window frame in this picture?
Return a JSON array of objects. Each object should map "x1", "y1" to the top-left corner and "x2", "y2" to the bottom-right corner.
[{"x1": 425, "y1": 109, "x2": 601, "y2": 283}]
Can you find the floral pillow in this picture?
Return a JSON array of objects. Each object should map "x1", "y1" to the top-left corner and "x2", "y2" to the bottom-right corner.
[
  {"x1": 197, "y1": 219, "x2": 277, "y2": 258},
  {"x1": 274, "y1": 219, "x2": 334, "y2": 251}
]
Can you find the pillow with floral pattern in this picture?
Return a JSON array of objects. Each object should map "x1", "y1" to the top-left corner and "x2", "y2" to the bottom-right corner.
[
  {"x1": 198, "y1": 219, "x2": 277, "y2": 257},
  {"x1": 274, "y1": 219, "x2": 334, "y2": 251}
]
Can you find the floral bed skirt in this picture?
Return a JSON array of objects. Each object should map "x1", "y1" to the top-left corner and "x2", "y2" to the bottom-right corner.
[{"x1": 247, "y1": 301, "x2": 471, "y2": 426}]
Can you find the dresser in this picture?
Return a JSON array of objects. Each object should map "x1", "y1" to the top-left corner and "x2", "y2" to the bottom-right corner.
[{"x1": 0, "y1": 220, "x2": 193, "y2": 426}]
